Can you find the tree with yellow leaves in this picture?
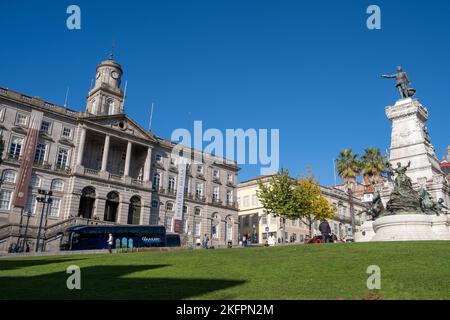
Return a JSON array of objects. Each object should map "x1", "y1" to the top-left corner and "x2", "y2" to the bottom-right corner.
[{"x1": 257, "y1": 168, "x2": 336, "y2": 239}]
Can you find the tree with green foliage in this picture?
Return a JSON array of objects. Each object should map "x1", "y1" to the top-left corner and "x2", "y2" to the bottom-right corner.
[
  {"x1": 361, "y1": 147, "x2": 387, "y2": 185},
  {"x1": 335, "y1": 148, "x2": 361, "y2": 238},
  {"x1": 335, "y1": 148, "x2": 361, "y2": 186},
  {"x1": 257, "y1": 168, "x2": 336, "y2": 239}
]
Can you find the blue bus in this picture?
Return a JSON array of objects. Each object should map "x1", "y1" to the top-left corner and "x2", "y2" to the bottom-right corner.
[{"x1": 60, "y1": 225, "x2": 180, "y2": 251}]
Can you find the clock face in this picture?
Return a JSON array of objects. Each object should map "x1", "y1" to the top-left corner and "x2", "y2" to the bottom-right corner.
[
  {"x1": 111, "y1": 71, "x2": 119, "y2": 79},
  {"x1": 96, "y1": 72, "x2": 101, "y2": 79}
]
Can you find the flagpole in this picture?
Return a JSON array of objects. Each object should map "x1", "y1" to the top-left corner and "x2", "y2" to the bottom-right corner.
[{"x1": 149, "y1": 103, "x2": 154, "y2": 131}]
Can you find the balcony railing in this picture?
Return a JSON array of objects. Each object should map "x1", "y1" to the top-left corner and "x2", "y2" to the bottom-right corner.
[
  {"x1": 53, "y1": 164, "x2": 71, "y2": 174},
  {"x1": 132, "y1": 179, "x2": 143, "y2": 186},
  {"x1": 225, "y1": 201, "x2": 237, "y2": 209},
  {"x1": 33, "y1": 160, "x2": 52, "y2": 170},
  {"x1": 109, "y1": 174, "x2": 123, "y2": 181},
  {"x1": 194, "y1": 194, "x2": 206, "y2": 202},
  {"x1": 84, "y1": 168, "x2": 99, "y2": 176},
  {"x1": 6, "y1": 153, "x2": 21, "y2": 163},
  {"x1": 166, "y1": 189, "x2": 176, "y2": 196},
  {"x1": 196, "y1": 173, "x2": 206, "y2": 180},
  {"x1": 226, "y1": 181, "x2": 235, "y2": 187}
]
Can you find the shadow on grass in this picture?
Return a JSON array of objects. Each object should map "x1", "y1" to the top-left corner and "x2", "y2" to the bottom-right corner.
[
  {"x1": 0, "y1": 258, "x2": 88, "y2": 271},
  {"x1": 0, "y1": 264, "x2": 246, "y2": 299}
]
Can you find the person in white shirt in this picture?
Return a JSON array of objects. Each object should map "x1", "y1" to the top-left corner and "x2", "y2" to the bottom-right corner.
[{"x1": 107, "y1": 233, "x2": 113, "y2": 253}]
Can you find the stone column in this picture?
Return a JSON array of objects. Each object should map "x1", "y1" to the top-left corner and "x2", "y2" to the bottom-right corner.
[
  {"x1": 101, "y1": 135, "x2": 110, "y2": 172},
  {"x1": 76, "y1": 127, "x2": 86, "y2": 166},
  {"x1": 124, "y1": 141, "x2": 132, "y2": 177},
  {"x1": 143, "y1": 147, "x2": 152, "y2": 182}
]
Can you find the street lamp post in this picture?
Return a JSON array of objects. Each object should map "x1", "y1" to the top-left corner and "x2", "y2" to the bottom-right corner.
[
  {"x1": 22, "y1": 210, "x2": 32, "y2": 252},
  {"x1": 35, "y1": 189, "x2": 53, "y2": 252}
]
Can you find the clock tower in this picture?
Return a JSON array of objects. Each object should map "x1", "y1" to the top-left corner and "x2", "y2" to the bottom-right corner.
[{"x1": 86, "y1": 54, "x2": 124, "y2": 115}]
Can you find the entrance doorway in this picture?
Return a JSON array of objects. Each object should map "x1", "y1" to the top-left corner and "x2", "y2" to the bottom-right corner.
[
  {"x1": 79, "y1": 187, "x2": 96, "y2": 219},
  {"x1": 104, "y1": 191, "x2": 120, "y2": 222},
  {"x1": 127, "y1": 196, "x2": 141, "y2": 225}
]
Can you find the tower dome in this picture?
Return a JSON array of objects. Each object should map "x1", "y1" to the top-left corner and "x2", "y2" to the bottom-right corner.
[{"x1": 86, "y1": 55, "x2": 124, "y2": 116}]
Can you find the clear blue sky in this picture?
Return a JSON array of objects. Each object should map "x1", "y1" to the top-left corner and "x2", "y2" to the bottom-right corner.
[{"x1": 1, "y1": 0, "x2": 449, "y2": 185}]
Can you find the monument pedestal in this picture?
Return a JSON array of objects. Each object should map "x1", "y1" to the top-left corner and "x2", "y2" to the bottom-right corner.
[
  {"x1": 384, "y1": 98, "x2": 449, "y2": 205},
  {"x1": 372, "y1": 214, "x2": 443, "y2": 241},
  {"x1": 355, "y1": 221, "x2": 375, "y2": 242}
]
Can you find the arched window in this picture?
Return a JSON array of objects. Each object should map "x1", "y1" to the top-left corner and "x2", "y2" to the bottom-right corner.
[
  {"x1": 79, "y1": 187, "x2": 96, "y2": 219},
  {"x1": 3, "y1": 170, "x2": 17, "y2": 184},
  {"x1": 166, "y1": 202, "x2": 174, "y2": 211},
  {"x1": 104, "y1": 191, "x2": 120, "y2": 222},
  {"x1": 211, "y1": 212, "x2": 220, "y2": 239},
  {"x1": 30, "y1": 175, "x2": 41, "y2": 188},
  {"x1": 128, "y1": 196, "x2": 141, "y2": 225},
  {"x1": 51, "y1": 179, "x2": 64, "y2": 192}
]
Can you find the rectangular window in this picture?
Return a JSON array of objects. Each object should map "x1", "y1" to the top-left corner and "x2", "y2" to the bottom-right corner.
[
  {"x1": 25, "y1": 194, "x2": 37, "y2": 215},
  {"x1": 40, "y1": 121, "x2": 51, "y2": 133},
  {"x1": 9, "y1": 136, "x2": 23, "y2": 158},
  {"x1": 62, "y1": 127, "x2": 72, "y2": 138},
  {"x1": 0, "y1": 190, "x2": 12, "y2": 210},
  {"x1": 170, "y1": 157, "x2": 176, "y2": 166},
  {"x1": 49, "y1": 198, "x2": 61, "y2": 217},
  {"x1": 155, "y1": 154, "x2": 162, "y2": 162},
  {"x1": 270, "y1": 214, "x2": 276, "y2": 224},
  {"x1": 197, "y1": 165, "x2": 203, "y2": 173},
  {"x1": 261, "y1": 214, "x2": 267, "y2": 225},
  {"x1": 195, "y1": 183, "x2": 203, "y2": 197},
  {"x1": 194, "y1": 221, "x2": 201, "y2": 237},
  {"x1": 16, "y1": 113, "x2": 28, "y2": 126},
  {"x1": 56, "y1": 148, "x2": 69, "y2": 167},
  {"x1": 151, "y1": 200, "x2": 159, "y2": 208},
  {"x1": 252, "y1": 194, "x2": 258, "y2": 206},
  {"x1": 184, "y1": 179, "x2": 190, "y2": 194},
  {"x1": 226, "y1": 223, "x2": 233, "y2": 241},
  {"x1": 243, "y1": 196, "x2": 249, "y2": 207},
  {"x1": 168, "y1": 176, "x2": 175, "y2": 193},
  {"x1": 226, "y1": 190, "x2": 233, "y2": 203},
  {"x1": 213, "y1": 169, "x2": 220, "y2": 178},
  {"x1": 227, "y1": 173, "x2": 233, "y2": 183},
  {"x1": 3, "y1": 171, "x2": 16, "y2": 183},
  {"x1": 213, "y1": 186, "x2": 219, "y2": 201},
  {"x1": 34, "y1": 142, "x2": 46, "y2": 164},
  {"x1": 153, "y1": 173, "x2": 161, "y2": 189}
]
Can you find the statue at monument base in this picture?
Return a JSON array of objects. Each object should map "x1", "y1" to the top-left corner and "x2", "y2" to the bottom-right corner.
[{"x1": 371, "y1": 160, "x2": 450, "y2": 241}]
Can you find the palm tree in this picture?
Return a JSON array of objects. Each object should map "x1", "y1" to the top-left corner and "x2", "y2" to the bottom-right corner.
[
  {"x1": 361, "y1": 147, "x2": 386, "y2": 186},
  {"x1": 336, "y1": 149, "x2": 361, "y2": 186},
  {"x1": 335, "y1": 149, "x2": 361, "y2": 238}
]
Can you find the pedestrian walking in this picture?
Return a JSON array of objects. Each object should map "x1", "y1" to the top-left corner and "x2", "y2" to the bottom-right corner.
[
  {"x1": 319, "y1": 220, "x2": 331, "y2": 243},
  {"x1": 107, "y1": 233, "x2": 113, "y2": 253}
]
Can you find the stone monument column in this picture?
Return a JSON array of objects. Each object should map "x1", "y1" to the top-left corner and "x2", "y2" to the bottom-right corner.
[{"x1": 384, "y1": 97, "x2": 448, "y2": 203}]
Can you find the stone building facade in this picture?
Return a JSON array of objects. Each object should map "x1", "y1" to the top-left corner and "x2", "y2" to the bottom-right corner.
[
  {"x1": 0, "y1": 56, "x2": 239, "y2": 251},
  {"x1": 237, "y1": 175, "x2": 368, "y2": 244}
]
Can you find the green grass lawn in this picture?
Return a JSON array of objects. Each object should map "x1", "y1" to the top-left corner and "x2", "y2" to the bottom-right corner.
[{"x1": 1, "y1": 241, "x2": 449, "y2": 300}]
